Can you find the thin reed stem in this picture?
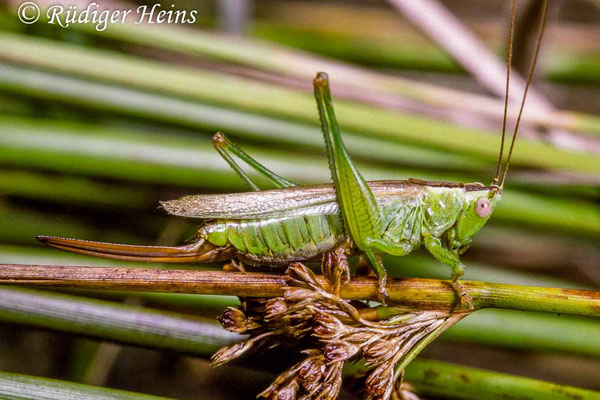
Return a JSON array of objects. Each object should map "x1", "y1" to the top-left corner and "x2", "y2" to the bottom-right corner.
[{"x1": 0, "y1": 264, "x2": 598, "y2": 317}]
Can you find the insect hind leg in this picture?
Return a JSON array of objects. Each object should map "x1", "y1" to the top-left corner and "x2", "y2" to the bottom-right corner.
[{"x1": 212, "y1": 132, "x2": 297, "y2": 191}]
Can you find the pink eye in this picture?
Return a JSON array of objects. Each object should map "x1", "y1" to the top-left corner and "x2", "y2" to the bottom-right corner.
[{"x1": 476, "y1": 198, "x2": 492, "y2": 218}]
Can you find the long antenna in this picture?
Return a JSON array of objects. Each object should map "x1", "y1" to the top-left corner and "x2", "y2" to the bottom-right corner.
[
  {"x1": 492, "y1": 0, "x2": 516, "y2": 186},
  {"x1": 500, "y1": 0, "x2": 549, "y2": 188}
]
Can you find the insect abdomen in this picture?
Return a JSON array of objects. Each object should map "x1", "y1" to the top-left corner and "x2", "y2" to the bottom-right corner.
[{"x1": 202, "y1": 213, "x2": 345, "y2": 264}]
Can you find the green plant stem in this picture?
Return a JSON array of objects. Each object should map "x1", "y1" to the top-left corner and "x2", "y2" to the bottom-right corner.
[
  {"x1": 445, "y1": 309, "x2": 600, "y2": 357},
  {"x1": 1, "y1": 34, "x2": 599, "y2": 174},
  {"x1": 394, "y1": 315, "x2": 467, "y2": 381},
  {"x1": 0, "y1": 370, "x2": 176, "y2": 400},
  {"x1": 1, "y1": 117, "x2": 599, "y2": 235},
  {"x1": 0, "y1": 286, "x2": 237, "y2": 355},
  {"x1": 0, "y1": 265, "x2": 598, "y2": 317},
  {"x1": 0, "y1": 252, "x2": 598, "y2": 357},
  {"x1": 73, "y1": 19, "x2": 600, "y2": 135},
  {"x1": 0, "y1": 288, "x2": 596, "y2": 399},
  {"x1": 0, "y1": 169, "x2": 156, "y2": 208},
  {"x1": 405, "y1": 359, "x2": 600, "y2": 400}
]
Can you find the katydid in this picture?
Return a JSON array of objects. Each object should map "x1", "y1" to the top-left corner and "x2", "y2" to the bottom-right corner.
[{"x1": 38, "y1": 0, "x2": 548, "y2": 306}]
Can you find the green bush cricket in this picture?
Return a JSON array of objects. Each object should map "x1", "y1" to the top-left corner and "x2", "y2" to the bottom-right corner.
[{"x1": 38, "y1": 0, "x2": 548, "y2": 306}]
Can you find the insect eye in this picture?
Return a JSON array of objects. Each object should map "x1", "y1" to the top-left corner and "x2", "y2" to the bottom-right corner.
[{"x1": 475, "y1": 198, "x2": 492, "y2": 218}]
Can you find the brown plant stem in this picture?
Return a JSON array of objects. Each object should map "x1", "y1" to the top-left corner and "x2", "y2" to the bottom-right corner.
[{"x1": 0, "y1": 264, "x2": 598, "y2": 317}]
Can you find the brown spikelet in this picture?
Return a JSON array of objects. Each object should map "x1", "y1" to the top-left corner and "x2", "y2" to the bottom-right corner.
[
  {"x1": 218, "y1": 307, "x2": 248, "y2": 333},
  {"x1": 323, "y1": 340, "x2": 360, "y2": 362},
  {"x1": 211, "y1": 262, "x2": 469, "y2": 399},
  {"x1": 365, "y1": 365, "x2": 395, "y2": 400},
  {"x1": 313, "y1": 313, "x2": 348, "y2": 339},
  {"x1": 265, "y1": 298, "x2": 288, "y2": 319},
  {"x1": 210, "y1": 341, "x2": 253, "y2": 367}
]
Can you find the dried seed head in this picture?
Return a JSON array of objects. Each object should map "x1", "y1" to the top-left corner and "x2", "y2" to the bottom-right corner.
[
  {"x1": 313, "y1": 313, "x2": 347, "y2": 339},
  {"x1": 210, "y1": 341, "x2": 252, "y2": 367},
  {"x1": 212, "y1": 262, "x2": 463, "y2": 400},
  {"x1": 340, "y1": 331, "x2": 372, "y2": 345},
  {"x1": 395, "y1": 382, "x2": 422, "y2": 400},
  {"x1": 363, "y1": 338, "x2": 394, "y2": 361},
  {"x1": 314, "y1": 386, "x2": 339, "y2": 400},
  {"x1": 297, "y1": 357, "x2": 325, "y2": 394},
  {"x1": 365, "y1": 365, "x2": 395, "y2": 399},
  {"x1": 272, "y1": 380, "x2": 299, "y2": 400},
  {"x1": 287, "y1": 262, "x2": 319, "y2": 284},
  {"x1": 242, "y1": 299, "x2": 265, "y2": 314},
  {"x1": 316, "y1": 363, "x2": 343, "y2": 400},
  {"x1": 218, "y1": 307, "x2": 248, "y2": 333},
  {"x1": 323, "y1": 340, "x2": 360, "y2": 362},
  {"x1": 265, "y1": 298, "x2": 288, "y2": 319},
  {"x1": 284, "y1": 288, "x2": 317, "y2": 303}
]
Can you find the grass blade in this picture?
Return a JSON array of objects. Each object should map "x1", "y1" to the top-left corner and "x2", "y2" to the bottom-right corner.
[
  {"x1": 0, "y1": 371, "x2": 176, "y2": 400},
  {"x1": 405, "y1": 359, "x2": 600, "y2": 400},
  {"x1": 0, "y1": 287, "x2": 238, "y2": 355}
]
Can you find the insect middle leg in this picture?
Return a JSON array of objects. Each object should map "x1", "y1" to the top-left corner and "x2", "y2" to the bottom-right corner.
[
  {"x1": 365, "y1": 238, "x2": 413, "y2": 257},
  {"x1": 364, "y1": 238, "x2": 417, "y2": 304},
  {"x1": 212, "y1": 132, "x2": 297, "y2": 191}
]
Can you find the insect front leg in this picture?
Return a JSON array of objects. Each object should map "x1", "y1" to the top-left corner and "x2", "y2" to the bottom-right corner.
[
  {"x1": 212, "y1": 132, "x2": 297, "y2": 191},
  {"x1": 423, "y1": 235, "x2": 473, "y2": 309}
]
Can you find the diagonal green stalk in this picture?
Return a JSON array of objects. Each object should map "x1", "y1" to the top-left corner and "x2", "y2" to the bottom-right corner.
[
  {"x1": 58, "y1": 17, "x2": 600, "y2": 135},
  {"x1": 393, "y1": 314, "x2": 467, "y2": 383},
  {"x1": 0, "y1": 33, "x2": 599, "y2": 174},
  {"x1": 0, "y1": 286, "x2": 238, "y2": 355},
  {"x1": 0, "y1": 65, "x2": 487, "y2": 171},
  {"x1": 1, "y1": 117, "x2": 598, "y2": 235},
  {"x1": 405, "y1": 359, "x2": 600, "y2": 400},
  {"x1": 0, "y1": 371, "x2": 177, "y2": 400}
]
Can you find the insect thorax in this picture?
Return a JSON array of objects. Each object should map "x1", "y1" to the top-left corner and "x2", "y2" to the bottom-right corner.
[{"x1": 380, "y1": 186, "x2": 466, "y2": 249}]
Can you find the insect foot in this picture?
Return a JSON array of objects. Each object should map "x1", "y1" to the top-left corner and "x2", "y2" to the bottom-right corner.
[
  {"x1": 211, "y1": 263, "x2": 471, "y2": 400},
  {"x1": 377, "y1": 275, "x2": 390, "y2": 306},
  {"x1": 450, "y1": 281, "x2": 474, "y2": 311}
]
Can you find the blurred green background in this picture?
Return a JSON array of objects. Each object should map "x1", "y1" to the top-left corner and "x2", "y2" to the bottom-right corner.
[{"x1": 0, "y1": 0, "x2": 599, "y2": 399}]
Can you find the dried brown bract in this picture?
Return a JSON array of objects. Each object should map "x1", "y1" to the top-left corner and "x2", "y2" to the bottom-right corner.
[
  {"x1": 218, "y1": 306, "x2": 249, "y2": 333},
  {"x1": 258, "y1": 350, "x2": 343, "y2": 400},
  {"x1": 212, "y1": 263, "x2": 469, "y2": 399}
]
